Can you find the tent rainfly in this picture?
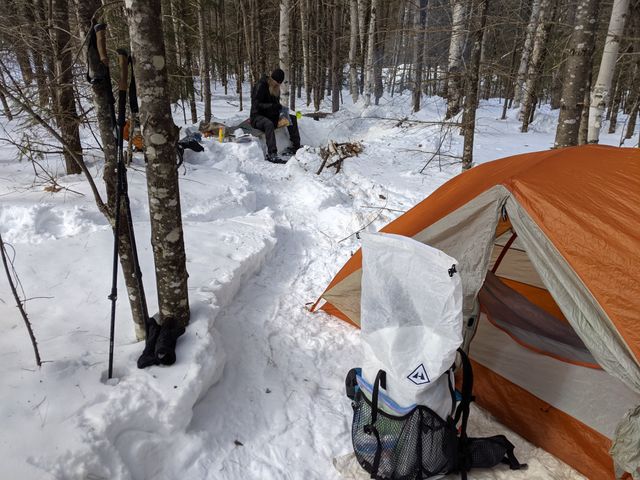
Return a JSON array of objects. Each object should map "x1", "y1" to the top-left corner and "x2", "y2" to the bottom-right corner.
[{"x1": 312, "y1": 145, "x2": 640, "y2": 480}]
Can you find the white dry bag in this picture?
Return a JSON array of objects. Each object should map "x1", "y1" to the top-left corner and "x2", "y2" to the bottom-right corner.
[{"x1": 360, "y1": 232, "x2": 463, "y2": 418}]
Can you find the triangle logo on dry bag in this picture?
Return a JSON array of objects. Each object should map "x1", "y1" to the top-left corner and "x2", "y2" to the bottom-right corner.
[{"x1": 407, "y1": 364, "x2": 430, "y2": 385}]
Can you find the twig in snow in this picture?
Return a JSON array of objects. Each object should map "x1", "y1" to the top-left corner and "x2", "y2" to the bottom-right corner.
[
  {"x1": 317, "y1": 140, "x2": 363, "y2": 175},
  {"x1": 0, "y1": 234, "x2": 41, "y2": 367},
  {"x1": 360, "y1": 205, "x2": 407, "y2": 213},
  {"x1": 337, "y1": 200, "x2": 388, "y2": 244}
]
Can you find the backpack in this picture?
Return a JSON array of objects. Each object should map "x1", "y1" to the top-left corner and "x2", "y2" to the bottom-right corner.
[{"x1": 345, "y1": 348, "x2": 526, "y2": 480}]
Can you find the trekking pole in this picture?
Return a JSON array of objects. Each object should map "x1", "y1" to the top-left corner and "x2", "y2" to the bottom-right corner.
[
  {"x1": 95, "y1": 24, "x2": 124, "y2": 380},
  {"x1": 105, "y1": 49, "x2": 131, "y2": 380}
]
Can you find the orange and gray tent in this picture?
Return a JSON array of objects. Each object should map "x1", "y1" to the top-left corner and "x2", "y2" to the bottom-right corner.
[{"x1": 312, "y1": 145, "x2": 640, "y2": 479}]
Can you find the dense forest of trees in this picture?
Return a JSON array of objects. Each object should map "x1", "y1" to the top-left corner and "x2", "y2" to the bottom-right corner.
[
  {"x1": 0, "y1": 0, "x2": 638, "y2": 333},
  {"x1": 1, "y1": 0, "x2": 639, "y2": 162}
]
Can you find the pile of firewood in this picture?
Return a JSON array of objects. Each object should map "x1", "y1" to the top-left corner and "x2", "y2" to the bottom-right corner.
[{"x1": 317, "y1": 141, "x2": 364, "y2": 174}]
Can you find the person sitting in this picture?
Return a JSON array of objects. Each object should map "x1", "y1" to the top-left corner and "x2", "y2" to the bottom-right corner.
[{"x1": 250, "y1": 68, "x2": 301, "y2": 164}]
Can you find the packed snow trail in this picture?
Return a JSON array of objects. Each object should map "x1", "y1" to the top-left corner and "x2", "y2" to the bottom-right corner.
[{"x1": 183, "y1": 144, "x2": 363, "y2": 479}]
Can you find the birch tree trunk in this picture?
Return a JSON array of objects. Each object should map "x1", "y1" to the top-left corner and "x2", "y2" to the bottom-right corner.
[
  {"x1": 445, "y1": 0, "x2": 467, "y2": 119},
  {"x1": 279, "y1": 0, "x2": 291, "y2": 109},
  {"x1": 197, "y1": 0, "x2": 211, "y2": 123},
  {"x1": 126, "y1": 0, "x2": 190, "y2": 327},
  {"x1": 587, "y1": 0, "x2": 630, "y2": 143},
  {"x1": 512, "y1": 0, "x2": 541, "y2": 108},
  {"x1": 349, "y1": 0, "x2": 360, "y2": 102},
  {"x1": 300, "y1": 0, "x2": 311, "y2": 106},
  {"x1": 520, "y1": 0, "x2": 557, "y2": 132},
  {"x1": 462, "y1": 0, "x2": 488, "y2": 170},
  {"x1": 52, "y1": 0, "x2": 83, "y2": 175},
  {"x1": 412, "y1": 0, "x2": 428, "y2": 112},
  {"x1": 554, "y1": 0, "x2": 600, "y2": 148},
  {"x1": 364, "y1": 0, "x2": 377, "y2": 107}
]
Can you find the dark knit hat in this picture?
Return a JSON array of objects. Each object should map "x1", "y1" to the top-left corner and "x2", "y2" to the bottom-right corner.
[{"x1": 271, "y1": 68, "x2": 285, "y2": 84}]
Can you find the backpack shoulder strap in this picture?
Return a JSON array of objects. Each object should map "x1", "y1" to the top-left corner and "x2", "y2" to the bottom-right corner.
[
  {"x1": 454, "y1": 347, "x2": 473, "y2": 438},
  {"x1": 454, "y1": 348, "x2": 527, "y2": 477}
]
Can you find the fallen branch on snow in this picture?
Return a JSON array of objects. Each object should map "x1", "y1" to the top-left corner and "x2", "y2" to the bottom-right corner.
[{"x1": 317, "y1": 141, "x2": 364, "y2": 175}]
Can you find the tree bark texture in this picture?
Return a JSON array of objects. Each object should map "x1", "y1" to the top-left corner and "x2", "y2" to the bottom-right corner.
[
  {"x1": 364, "y1": 0, "x2": 378, "y2": 107},
  {"x1": 52, "y1": 0, "x2": 84, "y2": 175},
  {"x1": 578, "y1": 68, "x2": 592, "y2": 144},
  {"x1": 445, "y1": 0, "x2": 467, "y2": 119},
  {"x1": 623, "y1": 5, "x2": 640, "y2": 141},
  {"x1": 299, "y1": 0, "x2": 311, "y2": 106},
  {"x1": 331, "y1": 0, "x2": 341, "y2": 113},
  {"x1": 412, "y1": 0, "x2": 428, "y2": 112},
  {"x1": 587, "y1": 0, "x2": 630, "y2": 142},
  {"x1": 554, "y1": 0, "x2": 600, "y2": 147},
  {"x1": 0, "y1": 70, "x2": 12, "y2": 119},
  {"x1": 513, "y1": 0, "x2": 541, "y2": 108},
  {"x1": 520, "y1": 0, "x2": 557, "y2": 132},
  {"x1": 607, "y1": 64, "x2": 626, "y2": 133},
  {"x1": 279, "y1": 0, "x2": 291, "y2": 109},
  {"x1": 127, "y1": 0, "x2": 190, "y2": 327},
  {"x1": 462, "y1": 0, "x2": 489, "y2": 170},
  {"x1": 197, "y1": 0, "x2": 211, "y2": 123},
  {"x1": 24, "y1": 0, "x2": 50, "y2": 107},
  {"x1": 349, "y1": 0, "x2": 360, "y2": 102}
]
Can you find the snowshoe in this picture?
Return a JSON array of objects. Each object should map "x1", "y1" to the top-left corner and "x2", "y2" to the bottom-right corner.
[
  {"x1": 155, "y1": 316, "x2": 185, "y2": 366},
  {"x1": 137, "y1": 315, "x2": 162, "y2": 369}
]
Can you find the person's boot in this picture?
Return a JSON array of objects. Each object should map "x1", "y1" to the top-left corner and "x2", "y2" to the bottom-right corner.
[
  {"x1": 282, "y1": 145, "x2": 301, "y2": 156},
  {"x1": 266, "y1": 152, "x2": 287, "y2": 164},
  {"x1": 137, "y1": 315, "x2": 162, "y2": 368},
  {"x1": 155, "y1": 316, "x2": 185, "y2": 366}
]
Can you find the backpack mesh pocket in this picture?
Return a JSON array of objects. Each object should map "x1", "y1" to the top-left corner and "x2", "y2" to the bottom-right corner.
[{"x1": 351, "y1": 392, "x2": 458, "y2": 480}]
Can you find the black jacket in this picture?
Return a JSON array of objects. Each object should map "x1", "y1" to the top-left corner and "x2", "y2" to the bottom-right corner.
[{"x1": 250, "y1": 75, "x2": 281, "y2": 124}]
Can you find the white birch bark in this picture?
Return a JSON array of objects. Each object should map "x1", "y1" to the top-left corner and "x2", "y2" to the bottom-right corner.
[
  {"x1": 349, "y1": 0, "x2": 360, "y2": 102},
  {"x1": 364, "y1": 0, "x2": 377, "y2": 107},
  {"x1": 512, "y1": 0, "x2": 541, "y2": 108},
  {"x1": 519, "y1": 0, "x2": 556, "y2": 131},
  {"x1": 445, "y1": 0, "x2": 467, "y2": 119},
  {"x1": 197, "y1": 0, "x2": 211, "y2": 123},
  {"x1": 587, "y1": 0, "x2": 630, "y2": 143},
  {"x1": 279, "y1": 0, "x2": 291, "y2": 109},
  {"x1": 299, "y1": 0, "x2": 311, "y2": 106}
]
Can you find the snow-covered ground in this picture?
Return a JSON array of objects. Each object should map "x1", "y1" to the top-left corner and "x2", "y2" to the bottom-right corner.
[{"x1": 1, "y1": 85, "x2": 635, "y2": 480}]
